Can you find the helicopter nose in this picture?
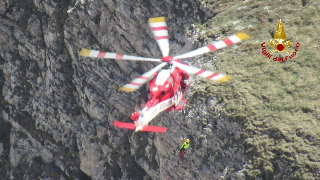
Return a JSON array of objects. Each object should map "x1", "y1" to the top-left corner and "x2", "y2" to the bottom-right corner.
[{"x1": 162, "y1": 56, "x2": 173, "y2": 62}]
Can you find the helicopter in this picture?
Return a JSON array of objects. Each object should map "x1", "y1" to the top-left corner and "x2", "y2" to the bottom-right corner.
[{"x1": 80, "y1": 17, "x2": 249, "y2": 132}]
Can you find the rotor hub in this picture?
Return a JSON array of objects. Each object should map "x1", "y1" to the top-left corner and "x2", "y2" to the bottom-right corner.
[{"x1": 162, "y1": 56, "x2": 173, "y2": 62}]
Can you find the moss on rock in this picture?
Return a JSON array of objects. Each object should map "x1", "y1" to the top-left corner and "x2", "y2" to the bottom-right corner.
[{"x1": 190, "y1": 0, "x2": 320, "y2": 179}]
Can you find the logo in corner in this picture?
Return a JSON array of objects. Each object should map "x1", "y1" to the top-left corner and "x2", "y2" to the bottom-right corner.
[
  {"x1": 261, "y1": 19, "x2": 300, "y2": 62},
  {"x1": 269, "y1": 19, "x2": 292, "y2": 54}
]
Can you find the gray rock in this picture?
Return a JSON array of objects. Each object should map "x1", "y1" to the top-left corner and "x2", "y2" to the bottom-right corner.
[
  {"x1": 0, "y1": 143, "x2": 3, "y2": 157},
  {"x1": 0, "y1": 0, "x2": 246, "y2": 179}
]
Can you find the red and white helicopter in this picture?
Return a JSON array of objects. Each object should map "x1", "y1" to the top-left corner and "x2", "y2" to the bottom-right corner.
[{"x1": 80, "y1": 17, "x2": 249, "y2": 133}]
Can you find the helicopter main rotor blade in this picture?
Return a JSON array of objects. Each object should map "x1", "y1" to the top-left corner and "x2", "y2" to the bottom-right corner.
[
  {"x1": 173, "y1": 32, "x2": 250, "y2": 59},
  {"x1": 80, "y1": 48, "x2": 161, "y2": 62},
  {"x1": 148, "y1": 17, "x2": 170, "y2": 57},
  {"x1": 172, "y1": 61, "x2": 231, "y2": 83},
  {"x1": 119, "y1": 62, "x2": 168, "y2": 92}
]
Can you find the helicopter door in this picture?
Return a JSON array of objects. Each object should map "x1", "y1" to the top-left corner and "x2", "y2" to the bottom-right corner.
[
  {"x1": 175, "y1": 99, "x2": 186, "y2": 110},
  {"x1": 173, "y1": 86, "x2": 182, "y2": 105}
]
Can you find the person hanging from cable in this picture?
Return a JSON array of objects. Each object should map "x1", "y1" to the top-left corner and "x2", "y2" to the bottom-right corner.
[{"x1": 178, "y1": 138, "x2": 190, "y2": 162}]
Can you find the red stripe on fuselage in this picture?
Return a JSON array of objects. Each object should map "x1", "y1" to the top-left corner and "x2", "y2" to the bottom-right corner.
[
  {"x1": 140, "y1": 76, "x2": 149, "y2": 79},
  {"x1": 195, "y1": 69, "x2": 205, "y2": 75},
  {"x1": 207, "y1": 44, "x2": 217, "y2": 51},
  {"x1": 223, "y1": 38, "x2": 233, "y2": 46},
  {"x1": 152, "y1": 26, "x2": 167, "y2": 31},
  {"x1": 156, "y1": 36, "x2": 168, "y2": 40},
  {"x1": 115, "y1": 54, "x2": 124, "y2": 59},
  {"x1": 207, "y1": 73, "x2": 219, "y2": 79}
]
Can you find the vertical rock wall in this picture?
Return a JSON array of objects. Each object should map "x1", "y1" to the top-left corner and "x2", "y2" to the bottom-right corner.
[{"x1": 0, "y1": 0, "x2": 246, "y2": 179}]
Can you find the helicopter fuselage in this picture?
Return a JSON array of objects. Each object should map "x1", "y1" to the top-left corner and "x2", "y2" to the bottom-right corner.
[{"x1": 131, "y1": 63, "x2": 190, "y2": 131}]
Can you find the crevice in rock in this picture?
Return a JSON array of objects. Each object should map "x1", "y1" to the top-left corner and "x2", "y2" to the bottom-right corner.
[{"x1": 302, "y1": 0, "x2": 307, "y2": 6}]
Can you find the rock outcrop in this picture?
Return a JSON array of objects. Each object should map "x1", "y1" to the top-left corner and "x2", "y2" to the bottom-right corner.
[{"x1": 0, "y1": 0, "x2": 246, "y2": 179}]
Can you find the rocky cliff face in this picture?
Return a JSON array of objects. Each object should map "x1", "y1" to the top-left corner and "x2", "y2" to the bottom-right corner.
[{"x1": 0, "y1": 0, "x2": 246, "y2": 179}]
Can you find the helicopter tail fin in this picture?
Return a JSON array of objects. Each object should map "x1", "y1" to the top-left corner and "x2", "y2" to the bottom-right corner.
[
  {"x1": 114, "y1": 121, "x2": 167, "y2": 133},
  {"x1": 114, "y1": 121, "x2": 136, "y2": 129},
  {"x1": 141, "y1": 125, "x2": 167, "y2": 133}
]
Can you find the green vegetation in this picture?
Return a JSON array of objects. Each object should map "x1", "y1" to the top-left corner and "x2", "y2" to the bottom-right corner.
[{"x1": 190, "y1": 0, "x2": 320, "y2": 179}]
